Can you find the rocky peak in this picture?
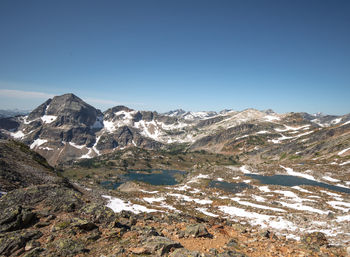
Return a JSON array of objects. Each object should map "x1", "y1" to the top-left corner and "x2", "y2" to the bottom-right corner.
[
  {"x1": 104, "y1": 105, "x2": 134, "y2": 118},
  {"x1": 27, "y1": 99, "x2": 52, "y2": 121},
  {"x1": 163, "y1": 109, "x2": 186, "y2": 117},
  {"x1": 27, "y1": 93, "x2": 103, "y2": 127}
]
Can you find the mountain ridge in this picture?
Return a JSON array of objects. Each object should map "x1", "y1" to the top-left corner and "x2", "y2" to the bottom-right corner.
[{"x1": 0, "y1": 93, "x2": 349, "y2": 166}]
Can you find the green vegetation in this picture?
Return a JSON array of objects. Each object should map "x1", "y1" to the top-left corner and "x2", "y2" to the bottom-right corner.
[
  {"x1": 246, "y1": 135, "x2": 266, "y2": 145},
  {"x1": 280, "y1": 153, "x2": 287, "y2": 160},
  {"x1": 61, "y1": 146, "x2": 239, "y2": 181}
]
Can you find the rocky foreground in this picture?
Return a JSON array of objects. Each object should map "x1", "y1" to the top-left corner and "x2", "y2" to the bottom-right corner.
[
  {"x1": 1, "y1": 180, "x2": 348, "y2": 257},
  {"x1": 0, "y1": 132, "x2": 350, "y2": 256}
]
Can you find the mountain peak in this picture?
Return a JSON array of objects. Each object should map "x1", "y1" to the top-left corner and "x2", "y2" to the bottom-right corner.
[{"x1": 26, "y1": 93, "x2": 102, "y2": 127}]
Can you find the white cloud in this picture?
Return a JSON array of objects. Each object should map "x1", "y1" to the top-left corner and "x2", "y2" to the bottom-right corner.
[{"x1": 0, "y1": 89, "x2": 54, "y2": 99}]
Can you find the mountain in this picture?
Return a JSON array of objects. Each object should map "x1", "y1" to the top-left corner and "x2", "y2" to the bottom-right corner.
[
  {"x1": 163, "y1": 109, "x2": 218, "y2": 120},
  {"x1": 1, "y1": 93, "x2": 349, "y2": 167}
]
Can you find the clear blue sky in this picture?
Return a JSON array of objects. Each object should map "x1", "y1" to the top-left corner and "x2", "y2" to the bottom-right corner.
[{"x1": 0, "y1": 0, "x2": 349, "y2": 114}]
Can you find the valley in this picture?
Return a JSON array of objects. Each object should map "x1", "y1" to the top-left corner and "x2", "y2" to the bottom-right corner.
[{"x1": 0, "y1": 93, "x2": 350, "y2": 256}]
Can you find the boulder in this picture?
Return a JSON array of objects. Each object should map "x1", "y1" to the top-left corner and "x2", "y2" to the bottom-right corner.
[
  {"x1": 54, "y1": 238, "x2": 89, "y2": 256},
  {"x1": 184, "y1": 224, "x2": 212, "y2": 238},
  {"x1": 71, "y1": 218, "x2": 98, "y2": 231},
  {"x1": 143, "y1": 236, "x2": 183, "y2": 256},
  {"x1": 301, "y1": 232, "x2": 328, "y2": 247},
  {"x1": 0, "y1": 230, "x2": 42, "y2": 256},
  {"x1": 169, "y1": 248, "x2": 201, "y2": 257},
  {"x1": 0, "y1": 206, "x2": 37, "y2": 233}
]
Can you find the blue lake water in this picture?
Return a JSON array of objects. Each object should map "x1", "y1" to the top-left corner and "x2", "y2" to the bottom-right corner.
[
  {"x1": 246, "y1": 174, "x2": 350, "y2": 194},
  {"x1": 100, "y1": 169, "x2": 186, "y2": 189}
]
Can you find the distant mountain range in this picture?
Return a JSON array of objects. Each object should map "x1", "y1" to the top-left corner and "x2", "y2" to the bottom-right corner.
[
  {"x1": 0, "y1": 93, "x2": 349, "y2": 165},
  {"x1": 0, "y1": 109, "x2": 29, "y2": 118}
]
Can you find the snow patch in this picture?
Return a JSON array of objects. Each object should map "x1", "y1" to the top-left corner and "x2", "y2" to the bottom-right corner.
[
  {"x1": 41, "y1": 115, "x2": 57, "y2": 124},
  {"x1": 280, "y1": 166, "x2": 316, "y2": 181},
  {"x1": 139, "y1": 189, "x2": 159, "y2": 194},
  {"x1": 320, "y1": 190, "x2": 341, "y2": 197},
  {"x1": 259, "y1": 186, "x2": 271, "y2": 192},
  {"x1": 331, "y1": 118, "x2": 342, "y2": 124},
  {"x1": 278, "y1": 201, "x2": 328, "y2": 215},
  {"x1": 339, "y1": 160, "x2": 350, "y2": 166},
  {"x1": 219, "y1": 206, "x2": 297, "y2": 231},
  {"x1": 323, "y1": 176, "x2": 340, "y2": 183},
  {"x1": 91, "y1": 115, "x2": 104, "y2": 129},
  {"x1": 168, "y1": 193, "x2": 212, "y2": 205},
  {"x1": 336, "y1": 215, "x2": 350, "y2": 222},
  {"x1": 69, "y1": 142, "x2": 85, "y2": 149},
  {"x1": 275, "y1": 125, "x2": 310, "y2": 132},
  {"x1": 256, "y1": 130, "x2": 269, "y2": 134},
  {"x1": 328, "y1": 201, "x2": 350, "y2": 212},
  {"x1": 292, "y1": 186, "x2": 312, "y2": 194},
  {"x1": 30, "y1": 139, "x2": 48, "y2": 149},
  {"x1": 143, "y1": 197, "x2": 165, "y2": 204},
  {"x1": 338, "y1": 147, "x2": 350, "y2": 156},
  {"x1": 264, "y1": 115, "x2": 280, "y2": 121},
  {"x1": 196, "y1": 207, "x2": 218, "y2": 217},
  {"x1": 253, "y1": 195, "x2": 266, "y2": 202},
  {"x1": 240, "y1": 165, "x2": 253, "y2": 174},
  {"x1": 103, "y1": 120, "x2": 116, "y2": 133},
  {"x1": 102, "y1": 195, "x2": 158, "y2": 214},
  {"x1": 231, "y1": 197, "x2": 286, "y2": 212},
  {"x1": 10, "y1": 130, "x2": 25, "y2": 139},
  {"x1": 92, "y1": 136, "x2": 101, "y2": 156}
]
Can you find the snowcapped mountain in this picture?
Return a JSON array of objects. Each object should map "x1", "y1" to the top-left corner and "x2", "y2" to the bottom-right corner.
[
  {"x1": 163, "y1": 109, "x2": 218, "y2": 120},
  {"x1": 1, "y1": 93, "x2": 349, "y2": 165}
]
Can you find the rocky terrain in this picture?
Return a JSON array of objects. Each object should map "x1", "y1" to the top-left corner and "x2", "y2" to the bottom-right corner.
[
  {"x1": 0, "y1": 140, "x2": 349, "y2": 256},
  {"x1": 1, "y1": 93, "x2": 350, "y2": 256}
]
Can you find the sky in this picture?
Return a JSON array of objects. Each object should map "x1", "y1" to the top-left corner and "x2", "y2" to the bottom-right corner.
[{"x1": 0, "y1": 0, "x2": 349, "y2": 115}]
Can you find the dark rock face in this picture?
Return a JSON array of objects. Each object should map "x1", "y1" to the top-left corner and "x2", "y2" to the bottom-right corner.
[
  {"x1": 27, "y1": 99, "x2": 52, "y2": 121},
  {"x1": 0, "y1": 117, "x2": 20, "y2": 130},
  {"x1": 11, "y1": 94, "x2": 104, "y2": 165},
  {"x1": 28, "y1": 94, "x2": 102, "y2": 127}
]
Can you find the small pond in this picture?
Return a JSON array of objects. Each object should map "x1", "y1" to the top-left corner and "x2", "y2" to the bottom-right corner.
[
  {"x1": 246, "y1": 174, "x2": 350, "y2": 194},
  {"x1": 101, "y1": 169, "x2": 186, "y2": 189},
  {"x1": 209, "y1": 180, "x2": 252, "y2": 193}
]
